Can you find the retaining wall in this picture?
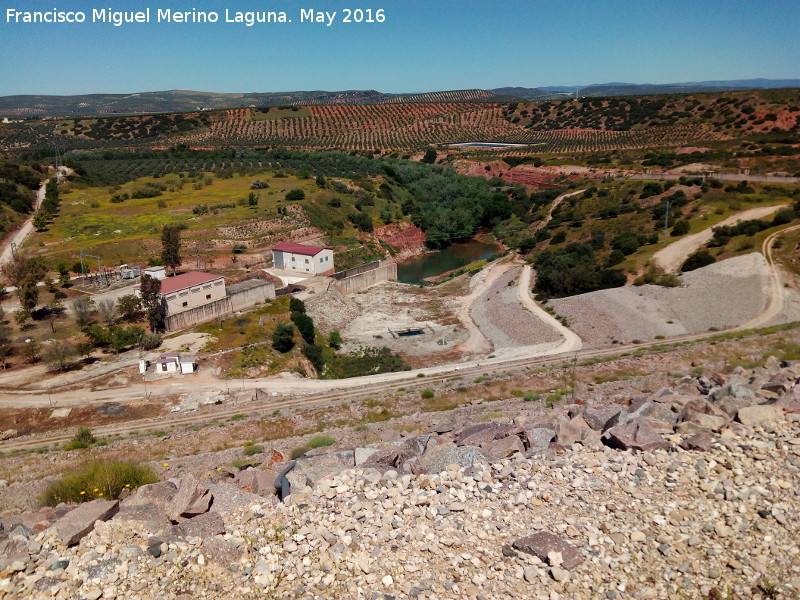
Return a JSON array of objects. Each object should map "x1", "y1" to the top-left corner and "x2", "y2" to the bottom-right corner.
[
  {"x1": 164, "y1": 280, "x2": 275, "y2": 331},
  {"x1": 333, "y1": 260, "x2": 397, "y2": 293}
]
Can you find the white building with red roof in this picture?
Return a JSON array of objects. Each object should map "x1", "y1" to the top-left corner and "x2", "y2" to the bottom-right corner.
[
  {"x1": 272, "y1": 242, "x2": 334, "y2": 276},
  {"x1": 136, "y1": 271, "x2": 226, "y2": 316}
]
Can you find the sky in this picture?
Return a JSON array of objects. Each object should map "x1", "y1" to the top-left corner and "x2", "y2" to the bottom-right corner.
[{"x1": 1, "y1": 0, "x2": 799, "y2": 95}]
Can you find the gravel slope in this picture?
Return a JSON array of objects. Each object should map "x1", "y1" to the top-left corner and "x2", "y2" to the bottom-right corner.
[
  {"x1": 551, "y1": 253, "x2": 770, "y2": 348},
  {"x1": 470, "y1": 267, "x2": 562, "y2": 349}
]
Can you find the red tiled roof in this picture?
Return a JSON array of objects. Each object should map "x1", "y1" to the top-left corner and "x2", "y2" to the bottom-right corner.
[
  {"x1": 159, "y1": 271, "x2": 223, "y2": 295},
  {"x1": 272, "y1": 242, "x2": 330, "y2": 256}
]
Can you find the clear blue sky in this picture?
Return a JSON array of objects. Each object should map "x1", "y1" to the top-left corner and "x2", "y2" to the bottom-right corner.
[{"x1": 1, "y1": 0, "x2": 798, "y2": 95}]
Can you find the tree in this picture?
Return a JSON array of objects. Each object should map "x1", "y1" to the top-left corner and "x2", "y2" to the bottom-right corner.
[
  {"x1": 291, "y1": 312, "x2": 315, "y2": 344},
  {"x1": 328, "y1": 331, "x2": 343, "y2": 349},
  {"x1": 315, "y1": 175, "x2": 326, "y2": 188},
  {"x1": 22, "y1": 339, "x2": 42, "y2": 363},
  {"x1": 117, "y1": 294, "x2": 143, "y2": 322},
  {"x1": 71, "y1": 296, "x2": 95, "y2": 327},
  {"x1": 303, "y1": 343, "x2": 325, "y2": 372},
  {"x1": 0, "y1": 324, "x2": 11, "y2": 368},
  {"x1": 247, "y1": 192, "x2": 259, "y2": 207},
  {"x1": 272, "y1": 322, "x2": 296, "y2": 353},
  {"x1": 97, "y1": 299, "x2": 117, "y2": 326},
  {"x1": 671, "y1": 220, "x2": 690, "y2": 236},
  {"x1": 43, "y1": 340, "x2": 76, "y2": 372},
  {"x1": 139, "y1": 275, "x2": 165, "y2": 332},
  {"x1": 2, "y1": 255, "x2": 47, "y2": 311},
  {"x1": 421, "y1": 148, "x2": 437, "y2": 164},
  {"x1": 285, "y1": 189, "x2": 305, "y2": 201},
  {"x1": 160, "y1": 225, "x2": 182, "y2": 275},
  {"x1": 289, "y1": 297, "x2": 306, "y2": 314},
  {"x1": 13, "y1": 308, "x2": 30, "y2": 329},
  {"x1": 32, "y1": 210, "x2": 49, "y2": 231},
  {"x1": 681, "y1": 250, "x2": 715, "y2": 272}
]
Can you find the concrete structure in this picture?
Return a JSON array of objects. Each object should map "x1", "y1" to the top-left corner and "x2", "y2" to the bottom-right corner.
[
  {"x1": 156, "y1": 353, "x2": 196, "y2": 374},
  {"x1": 142, "y1": 266, "x2": 167, "y2": 280},
  {"x1": 272, "y1": 242, "x2": 334, "y2": 276},
  {"x1": 332, "y1": 259, "x2": 397, "y2": 294},
  {"x1": 158, "y1": 271, "x2": 227, "y2": 317},
  {"x1": 162, "y1": 278, "x2": 276, "y2": 332}
]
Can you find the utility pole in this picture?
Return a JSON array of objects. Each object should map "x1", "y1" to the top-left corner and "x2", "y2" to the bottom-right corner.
[
  {"x1": 663, "y1": 200, "x2": 671, "y2": 245},
  {"x1": 195, "y1": 243, "x2": 200, "y2": 270}
]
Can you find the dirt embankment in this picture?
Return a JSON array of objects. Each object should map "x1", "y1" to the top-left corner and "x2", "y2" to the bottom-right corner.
[
  {"x1": 374, "y1": 222, "x2": 426, "y2": 260},
  {"x1": 453, "y1": 159, "x2": 615, "y2": 188}
]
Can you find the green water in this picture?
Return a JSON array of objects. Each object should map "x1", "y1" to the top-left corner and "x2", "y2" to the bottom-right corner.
[{"x1": 397, "y1": 239, "x2": 500, "y2": 284}]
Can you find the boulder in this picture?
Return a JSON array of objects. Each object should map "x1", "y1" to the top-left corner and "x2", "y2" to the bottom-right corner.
[
  {"x1": 583, "y1": 405, "x2": 623, "y2": 431},
  {"x1": 736, "y1": 405, "x2": 784, "y2": 427},
  {"x1": 420, "y1": 444, "x2": 486, "y2": 474},
  {"x1": 168, "y1": 475, "x2": 212, "y2": 523},
  {"x1": 524, "y1": 428, "x2": 555, "y2": 450},
  {"x1": 54, "y1": 499, "x2": 119, "y2": 547},
  {"x1": 354, "y1": 448, "x2": 380, "y2": 466},
  {"x1": 480, "y1": 435, "x2": 524, "y2": 460},
  {"x1": 207, "y1": 482, "x2": 271, "y2": 516},
  {"x1": 176, "y1": 511, "x2": 225, "y2": 538},
  {"x1": 512, "y1": 532, "x2": 584, "y2": 569},
  {"x1": 603, "y1": 418, "x2": 670, "y2": 452},
  {"x1": 555, "y1": 416, "x2": 600, "y2": 447},
  {"x1": 718, "y1": 395, "x2": 757, "y2": 418},
  {"x1": 20, "y1": 506, "x2": 73, "y2": 533},
  {"x1": 710, "y1": 382, "x2": 755, "y2": 403},
  {"x1": 680, "y1": 433, "x2": 715, "y2": 452},
  {"x1": 456, "y1": 423, "x2": 516, "y2": 447},
  {"x1": 676, "y1": 411, "x2": 728, "y2": 434},
  {"x1": 234, "y1": 469, "x2": 277, "y2": 497},
  {"x1": 137, "y1": 481, "x2": 178, "y2": 502}
]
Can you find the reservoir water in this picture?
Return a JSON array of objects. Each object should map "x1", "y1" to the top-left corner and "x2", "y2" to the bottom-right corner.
[{"x1": 397, "y1": 239, "x2": 500, "y2": 284}]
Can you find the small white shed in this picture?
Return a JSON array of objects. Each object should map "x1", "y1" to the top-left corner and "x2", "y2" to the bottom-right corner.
[{"x1": 179, "y1": 356, "x2": 197, "y2": 374}]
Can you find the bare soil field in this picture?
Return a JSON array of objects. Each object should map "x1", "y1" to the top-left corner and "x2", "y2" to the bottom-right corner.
[{"x1": 550, "y1": 253, "x2": 777, "y2": 348}]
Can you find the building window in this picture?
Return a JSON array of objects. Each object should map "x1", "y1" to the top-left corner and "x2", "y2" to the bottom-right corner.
[
  {"x1": 203, "y1": 284, "x2": 212, "y2": 289},
  {"x1": 179, "y1": 291, "x2": 189, "y2": 297},
  {"x1": 191, "y1": 287, "x2": 200, "y2": 293},
  {"x1": 214, "y1": 280, "x2": 223, "y2": 286},
  {"x1": 182, "y1": 301, "x2": 188, "y2": 307},
  {"x1": 305, "y1": 258, "x2": 309, "y2": 264},
  {"x1": 167, "y1": 295, "x2": 176, "y2": 301},
  {"x1": 206, "y1": 294, "x2": 211, "y2": 300}
]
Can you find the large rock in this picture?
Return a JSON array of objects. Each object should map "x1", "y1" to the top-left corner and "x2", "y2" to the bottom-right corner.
[
  {"x1": 583, "y1": 405, "x2": 623, "y2": 431},
  {"x1": 54, "y1": 499, "x2": 119, "y2": 547},
  {"x1": 512, "y1": 532, "x2": 584, "y2": 569},
  {"x1": 524, "y1": 428, "x2": 555, "y2": 450},
  {"x1": 208, "y1": 483, "x2": 274, "y2": 515},
  {"x1": 555, "y1": 416, "x2": 600, "y2": 447},
  {"x1": 168, "y1": 475, "x2": 212, "y2": 523},
  {"x1": 136, "y1": 481, "x2": 177, "y2": 502},
  {"x1": 234, "y1": 469, "x2": 277, "y2": 497},
  {"x1": 176, "y1": 511, "x2": 225, "y2": 538},
  {"x1": 480, "y1": 435, "x2": 524, "y2": 460},
  {"x1": 680, "y1": 433, "x2": 715, "y2": 452},
  {"x1": 736, "y1": 405, "x2": 784, "y2": 427},
  {"x1": 603, "y1": 418, "x2": 670, "y2": 452},
  {"x1": 456, "y1": 423, "x2": 516, "y2": 447},
  {"x1": 20, "y1": 506, "x2": 73, "y2": 533},
  {"x1": 354, "y1": 448, "x2": 380, "y2": 466},
  {"x1": 676, "y1": 411, "x2": 728, "y2": 434},
  {"x1": 420, "y1": 444, "x2": 486, "y2": 474}
]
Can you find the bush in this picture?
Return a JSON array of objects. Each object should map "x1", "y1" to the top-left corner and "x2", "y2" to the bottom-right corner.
[
  {"x1": 420, "y1": 389, "x2": 435, "y2": 399},
  {"x1": 140, "y1": 333, "x2": 162, "y2": 351},
  {"x1": 285, "y1": 189, "x2": 305, "y2": 201},
  {"x1": 681, "y1": 250, "x2": 715, "y2": 272},
  {"x1": 671, "y1": 220, "x2": 690, "y2": 236},
  {"x1": 290, "y1": 446, "x2": 310, "y2": 459},
  {"x1": 39, "y1": 461, "x2": 158, "y2": 506},
  {"x1": 523, "y1": 393, "x2": 541, "y2": 402},
  {"x1": 243, "y1": 445, "x2": 264, "y2": 456},
  {"x1": 307, "y1": 435, "x2": 336, "y2": 448}
]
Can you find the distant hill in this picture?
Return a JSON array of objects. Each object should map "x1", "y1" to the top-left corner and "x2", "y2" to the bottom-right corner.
[
  {"x1": 0, "y1": 89, "x2": 507, "y2": 119},
  {"x1": 493, "y1": 79, "x2": 800, "y2": 100}
]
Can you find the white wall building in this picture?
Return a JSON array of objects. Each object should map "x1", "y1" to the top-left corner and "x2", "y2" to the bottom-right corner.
[{"x1": 272, "y1": 242, "x2": 334, "y2": 276}]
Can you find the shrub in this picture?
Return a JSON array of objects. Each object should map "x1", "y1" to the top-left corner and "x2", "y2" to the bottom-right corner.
[
  {"x1": 420, "y1": 389, "x2": 435, "y2": 399},
  {"x1": 39, "y1": 461, "x2": 158, "y2": 506},
  {"x1": 307, "y1": 435, "x2": 336, "y2": 448},
  {"x1": 243, "y1": 445, "x2": 264, "y2": 456},
  {"x1": 290, "y1": 446, "x2": 310, "y2": 459},
  {"x1": 681, "y1": 250, "x2": 715, "y2": 272},
  {"x1": 523, "y1": 393, "x2": 541, "y2": 402}
]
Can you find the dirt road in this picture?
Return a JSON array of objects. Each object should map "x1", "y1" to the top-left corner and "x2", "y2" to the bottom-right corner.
[
  {"x1": 652, "y1": 204, "x2": 787, "y2": 273},
  {"x1": 0, "y1": 180, "x2": 46, "y2": 268},
  {"x1": 517, "y1": 265, "x2": 582, "y2": 354},
  {"x1": 737, "y1": 223, "x2": 800, "y2": 330}
]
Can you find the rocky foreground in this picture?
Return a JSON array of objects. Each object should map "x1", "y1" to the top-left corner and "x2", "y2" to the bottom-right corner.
[{"x1": 1, "y1": 358, "x2": 799, "y2": 599}]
